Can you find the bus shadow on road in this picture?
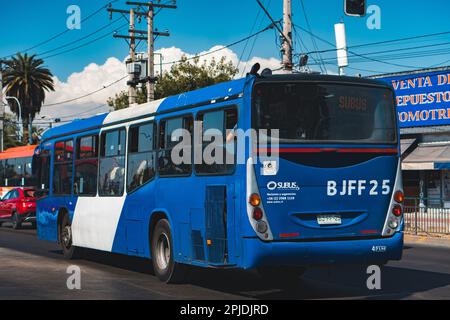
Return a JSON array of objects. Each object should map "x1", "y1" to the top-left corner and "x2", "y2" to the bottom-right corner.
[{"x1": 76, "y1": 249, "x2": 450, "y2": 299}]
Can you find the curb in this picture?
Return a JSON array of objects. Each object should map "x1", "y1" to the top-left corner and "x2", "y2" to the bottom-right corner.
[{"x1": 404, "y1": 234, "x2": 450, "y2": 249}]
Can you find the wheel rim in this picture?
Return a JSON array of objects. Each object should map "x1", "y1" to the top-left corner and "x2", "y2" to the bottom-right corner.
[
  {"x1": 155, "y1": 232, "x2": 171, "y2": 270},
  {"x1": 61, "y1": 225, "x2": 72, "y2": 249}
]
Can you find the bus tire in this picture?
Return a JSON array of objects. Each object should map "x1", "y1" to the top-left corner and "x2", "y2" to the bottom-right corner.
[
  {"x1": 59, "y1": 213, "x2": 82, "y2": 260},
  {"x1": 151, "y1": 218, "x2": 187, "y2": 284},
  {"x1": 11, "y1": 212, "x2": 22, "y2": 230}
]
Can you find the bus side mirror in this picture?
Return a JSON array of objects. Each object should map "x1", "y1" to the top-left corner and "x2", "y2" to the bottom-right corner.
[{"x1": 344, "y1": 0, "x2": 366, "y2": 17}]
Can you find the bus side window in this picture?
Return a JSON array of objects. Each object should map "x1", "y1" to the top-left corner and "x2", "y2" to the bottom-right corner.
[
  {"x1": 158, "y1": 116, "x2": 193, "y2": 177},
  {"x1": 195, "y1": 108, "x2": 237, "y2": 175},
  {"x1": 75, "y1": 135, "x2": 99, "y2": 196},
  {"x1": 98, "y1": 128, "x2": 126, "y2": 196},
  {"x1": 5, "y1": 158, "x2": 16, "y2": 186},
  {"x1": 37, "y1": 150, "x2": 51, "y2": 195},
  {"x1": 53, "y1": 140, "x2": 74, "y2": 196},
  {"x1": 127, "y1": 122, "x2": 156, "y2": 192}
]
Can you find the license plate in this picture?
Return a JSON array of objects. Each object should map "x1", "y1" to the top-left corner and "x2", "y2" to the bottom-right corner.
[{"x1": 317, "y1": 214, "x2": 342, "y2": 225}]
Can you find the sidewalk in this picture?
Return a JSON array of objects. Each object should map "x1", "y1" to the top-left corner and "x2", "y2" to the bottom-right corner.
[{"x1": 404, "y1": 234, "x2": 450, "y2": 249}]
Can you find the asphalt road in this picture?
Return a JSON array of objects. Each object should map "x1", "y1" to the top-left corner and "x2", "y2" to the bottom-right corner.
[{"x1": 1, "y1": 223, "x2": 450, "y2": 300}]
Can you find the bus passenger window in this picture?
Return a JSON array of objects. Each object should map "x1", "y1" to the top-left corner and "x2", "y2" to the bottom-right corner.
[
  {"x1": 53, "y1": 140, "x2": 74, "y2": 195},
  {"x1": 127, "y1": 122, "x2": 156, "y2": 192},
  {"x1": 75, "y1": 135, "x2": 99, "y2": 196},
  {"x1": 158, "y1": 116, "x2": 193, "y2": 177},
  {"x1": 99, "y1": 129, "x2": 126, "y2": 196},
  {"x1": 37, "y1": 150, "x2": 51, "y2": 192},
  {"x1": 195, "y1": 108, "x2": 237, "y2": 175}
]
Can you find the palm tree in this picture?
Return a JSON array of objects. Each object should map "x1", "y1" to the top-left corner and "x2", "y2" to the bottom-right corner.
[{"x1": 3, "y1": 53, "x2": 55, "y2": 143}]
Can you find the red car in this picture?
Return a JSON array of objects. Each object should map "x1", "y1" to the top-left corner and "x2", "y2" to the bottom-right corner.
[{"x1": 0, "y1": 188, "x2": 37, "y2": 229}]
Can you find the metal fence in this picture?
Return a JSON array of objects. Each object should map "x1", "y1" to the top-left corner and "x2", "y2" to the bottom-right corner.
[{"x1": 404, "y1": 198, "x2": 450, "y2": 235}]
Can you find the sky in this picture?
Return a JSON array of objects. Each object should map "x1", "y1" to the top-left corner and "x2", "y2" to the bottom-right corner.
[{"x1": 1, "y1": 0, "x2": 450, "y2": 125}]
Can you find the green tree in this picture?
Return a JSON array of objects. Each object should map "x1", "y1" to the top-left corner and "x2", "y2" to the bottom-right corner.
[
  {"x1": 3, "y1": 53, "x2": 55, "y2": 143},
  {"x1": 108, "y1": 56, "x2": 238, "y2": 110}
]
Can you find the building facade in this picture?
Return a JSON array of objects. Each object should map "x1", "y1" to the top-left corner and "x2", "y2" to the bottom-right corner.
[{"x1": 372, "y1": 66, "x2": 450, "y2": 208}]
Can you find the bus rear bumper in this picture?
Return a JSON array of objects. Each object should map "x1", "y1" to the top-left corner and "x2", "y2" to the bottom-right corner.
[{"x1": 240, "y1": 232, "x2": 403, "y2": 269}]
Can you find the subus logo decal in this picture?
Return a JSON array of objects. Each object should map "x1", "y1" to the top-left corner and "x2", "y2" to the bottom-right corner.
[
  {"x1": 327, "y1": 179, "x2": 391, "y2": 196},
  {"x1": 267, "y1": 181, "x2": 300, "y2": 191}
]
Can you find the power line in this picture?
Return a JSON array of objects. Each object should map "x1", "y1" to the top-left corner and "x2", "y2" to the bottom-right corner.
[
  {"x1": 40, "y1": 23, "x2": 129, "y2": 60},
  {"x1": 36, "y1": 16, "x2": 126, "y2": 58},
  {"x1": 38, "y1": 23, "x2": 275, "y2": 109},
  {"x1": 293, "y1": 23, "x2": 426, "y2": 69},
  {"x1": 311, "y1": 46, "x2": 450, "y2": 66},
  {"x1": 41, "y1": 76, "x2": 128, "y2": 108},
  {"x1": 299, "y1": 0, "x2": 326, "y2": 74},
  {"x1": 161, "y1": 23, "x2": 276, "y2": 66},
  {"x1": 237, "y1": 0, "x2": 265, "y2": 71},
  {"x1": 1, "y1": 1, "x2": 119, "y2": 59},
  {"x1": 240, "y1": 0, "x2": 273, "y2": 77},
  {"x1": 56, "y1": 104, "x2": 111, "y2": 119}
]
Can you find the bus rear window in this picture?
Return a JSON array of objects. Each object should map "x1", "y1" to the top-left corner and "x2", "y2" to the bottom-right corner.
[{"x1": 253, "y1": 83, "x2": 397, "y2": 144}]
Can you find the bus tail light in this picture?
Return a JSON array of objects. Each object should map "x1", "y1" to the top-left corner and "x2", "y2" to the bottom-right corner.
[
  {"x1": 392, "y1": 204, "x2": 402, "y2": 217},
  {"x1": 256, "y1": 221, "x2": 268, "y2": 234},
  {"x1": 394, "y1": 191, "x2": 404, "y2": 203},
  {"x1": 252, "y1": 207, "x2": 263, "y2": 221},
  {"x1": 249, "y1": 193, "x2": 261, "y2": 207}
]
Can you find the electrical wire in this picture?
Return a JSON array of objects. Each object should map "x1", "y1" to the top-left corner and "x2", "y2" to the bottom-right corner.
[
  {"x1": 299, "y1": 0, "x2": 327, "y2": 74},
  {"x1": 1, "y1": 1, "x2": 119, "y2": 59},
  {"x1": 41, "y1": 76, "x2": 128, "y2": 108}
]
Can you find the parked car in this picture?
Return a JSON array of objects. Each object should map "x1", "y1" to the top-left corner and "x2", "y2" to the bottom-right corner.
[{"x1": 0, "y1": 188, "x2": 37, "y2": 229}]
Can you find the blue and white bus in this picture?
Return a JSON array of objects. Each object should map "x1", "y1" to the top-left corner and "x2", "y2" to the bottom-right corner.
[{"x1": 34, "y1": 73, "x2": 404, "y2": 283}]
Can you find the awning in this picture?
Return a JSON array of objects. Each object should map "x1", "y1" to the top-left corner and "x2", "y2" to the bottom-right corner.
[
  {"x1": 401, "y1": 138, "x2": 416, "y2": 155},
  {"x1": 402, "y1": 142, "x2": 450, "y2": 170}
]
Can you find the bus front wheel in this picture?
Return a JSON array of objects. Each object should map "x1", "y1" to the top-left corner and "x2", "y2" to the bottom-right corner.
[
  {"x1": 151, "y1": 218, "x2": 187, "y2": 284},
  {"x1": 59, "y1": 214, "x2": 82, "y2": 259}
]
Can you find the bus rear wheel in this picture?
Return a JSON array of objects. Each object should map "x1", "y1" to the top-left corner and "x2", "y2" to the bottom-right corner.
[
  {"x1": 151, "y1": 218, "x2": 187, "y2": 283},
  {"x1": 59, "y1": 214, "x2": 82, "y2": 259}
]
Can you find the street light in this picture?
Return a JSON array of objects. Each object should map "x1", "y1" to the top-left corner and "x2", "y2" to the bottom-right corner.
[{"x1": 3, "y1": 96, "x2": 23, "y2": 142}]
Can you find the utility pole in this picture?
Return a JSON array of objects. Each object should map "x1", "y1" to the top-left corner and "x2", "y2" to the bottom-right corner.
[
  {"x1": 147, "y1": 5, "x2": 155, "y2": 102},
  {"x1": 256, "y1": 0, "x2": 293, "y2": 73},
  {"x1": 129, "y1": 8, "x2": 137, "y2": 105},
  {"x1": 110, "y1": 1, "x2": 176, "y2": 104},
  {"x1": 282, "y1": 0, "x2": 293, "y2": 72}
]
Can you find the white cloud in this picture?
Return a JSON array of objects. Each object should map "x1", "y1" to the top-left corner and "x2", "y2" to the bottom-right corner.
[{"x1": 26, "y1": 46, "x2": 283, "y2": 126}]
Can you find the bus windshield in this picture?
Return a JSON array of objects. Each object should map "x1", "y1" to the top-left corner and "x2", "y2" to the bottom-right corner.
[{"x1": 253, "y1": 82, "x2": 397, "y2": 144}]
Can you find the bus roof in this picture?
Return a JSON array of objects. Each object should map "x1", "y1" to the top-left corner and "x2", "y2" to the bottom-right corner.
[
  {"x1": 0, "y1": 145, "x2": 37, "y2": 160},
  {"x1": 40, "y1": 77, "x2": 249, "y2": 142},
  {"x1": 40, "y1": 73, "x2": 391, "y2": 143}
]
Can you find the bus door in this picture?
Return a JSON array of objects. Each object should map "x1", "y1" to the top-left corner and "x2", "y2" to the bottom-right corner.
[{"x1": 196, "y1": 108, "x2": 238, "y2": 265}]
